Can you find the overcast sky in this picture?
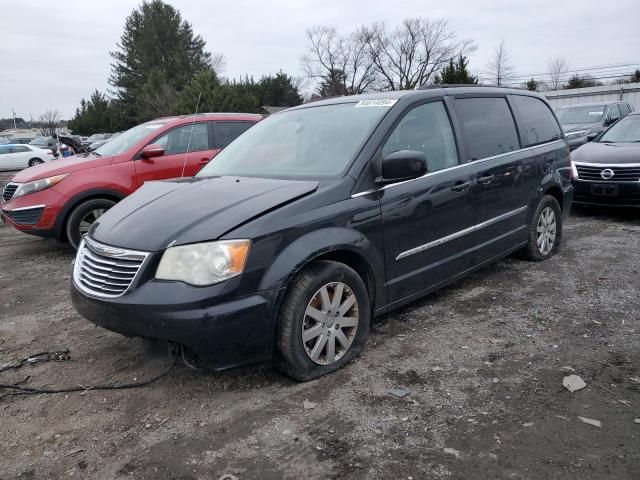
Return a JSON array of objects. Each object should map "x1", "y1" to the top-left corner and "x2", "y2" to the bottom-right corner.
[{"x1": 1, "y1": 0, "x2": 639, "y2": 120}]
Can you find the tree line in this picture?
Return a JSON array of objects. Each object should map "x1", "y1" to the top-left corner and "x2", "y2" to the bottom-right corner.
[{"x1": 68, "y1": 0, "x2": 302, "y2": 135}]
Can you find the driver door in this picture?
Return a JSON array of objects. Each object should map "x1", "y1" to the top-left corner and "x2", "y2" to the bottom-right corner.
[
  {"x1": 380, "y1": 99, "x2": 476, "y2": 304},
  {"x1": 134, "y1": 122, "x2": 215, "y2": 186}
]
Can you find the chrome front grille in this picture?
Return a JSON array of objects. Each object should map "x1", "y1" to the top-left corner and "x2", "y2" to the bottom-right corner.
[
  {"x1": 2, "y1": 182, "x2": 19, "y2": 202},
  {"x1": 576, "y1": 164, "x2": 640, "y2": 182},
  {"x1": 73, "y1": 237, "x2": 149, "y2": 298}
]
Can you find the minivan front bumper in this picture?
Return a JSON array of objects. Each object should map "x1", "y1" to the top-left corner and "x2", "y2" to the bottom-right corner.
[{"x1": 70, "y1": 281, "x2": 284, "y2": 370}]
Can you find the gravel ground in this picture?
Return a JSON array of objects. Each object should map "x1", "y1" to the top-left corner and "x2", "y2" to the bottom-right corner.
[{"x1": 1, "y1": 177, "x2": 639, "y2": 479}]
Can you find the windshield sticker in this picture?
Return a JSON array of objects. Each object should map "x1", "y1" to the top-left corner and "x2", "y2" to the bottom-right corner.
[
  {"x1": 589, "y1": 111, "x2": 603, "y2": 115},
  {"x1": 355, "y1": 99, "x2": 398, "y2": 108},
  {"x1": 144, "y1": 124, "x2": 164, "y2": 129}
]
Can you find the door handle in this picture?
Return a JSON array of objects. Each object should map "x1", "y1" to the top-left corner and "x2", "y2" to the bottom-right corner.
[
  {"x1": 477, "y1": 175, "x2": 495, "y2": 184},
  {"x1": 451, "y1": 181, "x2": 471, "y2": 192}
]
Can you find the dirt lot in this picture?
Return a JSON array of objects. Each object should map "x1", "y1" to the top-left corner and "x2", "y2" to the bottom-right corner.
[{"x1": 1, "y1": 176, "x2": 639, "y2": 478}]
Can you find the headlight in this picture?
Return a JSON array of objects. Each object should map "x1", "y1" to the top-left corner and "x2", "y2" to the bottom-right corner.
[
  {"x1": 564, "y1": 129, "x2": 591, "y2": 140},
  {"x1": 156, "y1": 239, "x2": 250, "y2": 286},
  {"x1": 13, "y1": 174, "x2": 69, "y2": 198}
]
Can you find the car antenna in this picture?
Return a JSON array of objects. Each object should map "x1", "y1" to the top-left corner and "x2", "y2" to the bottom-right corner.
[{"x1": 181, "y1": 91, "x2": 202, "y2": 178}]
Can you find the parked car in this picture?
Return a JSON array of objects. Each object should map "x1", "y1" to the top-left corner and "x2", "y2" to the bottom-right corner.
[
  {"x1": 0, "y1": 113, "x2": 261, "y2": 247},
  {"x1": 88, "y1": 132, "x2": 121, "y2": 151},
  {"x1": 556, "y1": 101, "x2": 634, "y2": 150},
  {"x1": 69, "y1": 87, "x2": 573, "y2": 381},
  {"x1": 571, "y1": 110, "x2": 640, "y2": 207},
  {"x1": 0, "y1": 144, "x2": 55, "y2": 171},
  {"x1": 29, "y1": 136, "x2": 59, "y2": 154},
  {"x1": 82, "y1": 133, "x2": 112, "y2": 148}
]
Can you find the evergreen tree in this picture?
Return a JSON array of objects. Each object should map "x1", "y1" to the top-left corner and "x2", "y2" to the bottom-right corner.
[
  {"x1": 256, "y1": 72, "x2": 303, "y2": 107},
  {"x1": 67, "y1": 90, "x2": 120, "y2": 135},
  {"x1": 316, "y1": 69, "x2": 347, "y2": 97},
  {"x1": 109, "y1": 0, "x2": 212, "y2": 125},
  {"x1": 433, "y1": 56, "x2": 478, "y2": 84},
  {"x1": 524, "y1": 78, "x2": 539, "y2": 91},
  {"x1": 564, "y1": 74, "x2": 603, "y2": 89}
]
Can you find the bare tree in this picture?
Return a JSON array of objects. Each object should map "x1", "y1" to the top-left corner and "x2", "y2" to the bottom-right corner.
[
  {"x1": 363, "y1": 18, "x2": 475, "y2": 90},
  {"x1": 302, "y1": 26, "x2": 377, "y2": 96},
  {"x1": 486, "y1": 40, "x2": 515, "y2": 86},
  {"x1": 210, "y1": 52, "x2": 227, "y2": 75},
  {"x1": 547, "y1": 57, "x2": 570, "y2": 90},
  {"x1": 38, "y1": 110, "x2": 62, "y2": 136}
]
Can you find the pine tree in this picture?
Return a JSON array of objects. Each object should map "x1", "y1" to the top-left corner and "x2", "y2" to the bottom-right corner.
[
  {"x1": 109, "y1": 0, "x2": 211, "y2": 125},
  {"x1": 433, "y1": 56, "x2": 478, "y2": 85},
  {"x1": 524, "y1": 78, "x2": 539, "y2": 91}
]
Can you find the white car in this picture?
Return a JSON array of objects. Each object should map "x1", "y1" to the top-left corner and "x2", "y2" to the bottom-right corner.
[{"x1": 0, "y1": 144, "x2": 55, "y2": 171}]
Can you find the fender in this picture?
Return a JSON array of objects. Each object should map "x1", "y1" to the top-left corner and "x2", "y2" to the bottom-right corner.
[
  {"x1": 53, "y1": 188, "x2": 127, "y2": 240},
  {"x1": 259, "y1": 226, "x2": 387, "y2": 309}
]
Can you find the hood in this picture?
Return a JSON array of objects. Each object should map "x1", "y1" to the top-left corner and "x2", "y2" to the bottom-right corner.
[
  {"x1": 90, "y1": 176, "x2": 319, "y2": 251},
  {"x1": 11, "y1": 153, "x2": 114, "y2": 182},
  {"x1": 561, "y1": 122, "x2": 600, "y2": 133},
  {"x1": 58, "y1": 135, "x2": 86, "y2": 151},
  {"x1": 573, "y1": 141, "x2": 640, "y2": 164}
]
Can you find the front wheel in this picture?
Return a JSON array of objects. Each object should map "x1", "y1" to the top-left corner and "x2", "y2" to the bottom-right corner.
[
  {"x1": 65, "y1": 198, "x2": 116, "y2": 249},
  {"x1": 274, "y1": 260, "x2": 371, "y2": 381},
  {"x1": 521, "y1": 195, "x2": 562, "y2": 261}
]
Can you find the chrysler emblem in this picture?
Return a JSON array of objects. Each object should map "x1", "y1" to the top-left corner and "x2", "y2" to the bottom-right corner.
[{"x1": 600, "y1": 168, "x2": 614, "y2": 180}]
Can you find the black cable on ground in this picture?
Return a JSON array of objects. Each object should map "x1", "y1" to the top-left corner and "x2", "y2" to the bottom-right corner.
[{"x1": 0, "y1": 347, "x2": 179, "y2": 401}]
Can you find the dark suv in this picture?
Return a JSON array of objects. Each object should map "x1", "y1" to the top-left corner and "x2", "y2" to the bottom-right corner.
[
  {"x1": 71, "y1": 86, "x2": 573, "y2": 381},
  {"x1": 556, "y1": 101, "x2": 634, "y2": 150}
]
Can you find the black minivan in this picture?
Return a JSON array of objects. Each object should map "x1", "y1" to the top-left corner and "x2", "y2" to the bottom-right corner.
[{"x1": 70, "y1": 86, "x2": 573, "y2": 381}]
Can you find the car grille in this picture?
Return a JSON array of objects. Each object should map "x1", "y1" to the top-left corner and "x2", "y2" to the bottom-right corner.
[
  {"x1": 73, "y1": 237, "x2": 150, "y2": 299},
  {"x1": 2, "y1": 183, "x2": 19, "y2": 202},
  {"x1": 5, "y1": 206, "x2": 44, "y2": 225},
  {"x1": 576, "y1": 164, "x2": 640, "y2": 182}
]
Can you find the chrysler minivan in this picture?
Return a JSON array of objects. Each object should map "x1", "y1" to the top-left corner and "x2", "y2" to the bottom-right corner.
[{"x1": 71, "y1": 87, "x2": 573, "y2": 381}]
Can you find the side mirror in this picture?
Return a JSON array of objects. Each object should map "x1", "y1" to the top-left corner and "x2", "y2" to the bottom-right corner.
[
  {"x1": 141, "y1": 144, "x2": 164, "y2": 159},
  {"x1": 378, "y1": 150, "x2": 427, "y2": 185}
]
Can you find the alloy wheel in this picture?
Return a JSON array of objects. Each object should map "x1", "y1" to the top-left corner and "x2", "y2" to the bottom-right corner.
[
  {"x1": 302, "y1": 282, "x2": 359, "y2": 365},
  {"x1": 79, "y1": 208, "x2": 107, "y2": 236},
  {"x1": 536, "y1": 206, "x2": 556, "y2": 256}
]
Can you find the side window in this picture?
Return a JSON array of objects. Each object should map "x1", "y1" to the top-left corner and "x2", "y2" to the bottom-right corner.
[
  {"x1": 511, "y1": 95, "x2": 562, "y2": 147},
  {"x1": 214, "y1": 122, "x2": 253, "y2": 149},
  {"x1": 382, "y1": 101, "x2": 458, "y2": 172},
  {"x1": 455, "y1": 97, "x2": 520, "y2": 160},
  {"x1": 608, "y1": 104, "x2": 621, "y2": 121},
  {"x1": 153, "y1": 123, "x2": 209, "y2": 155},
  {"x1": 0, "y1": 146, "x2": 9, "y2": 155},
  {"x1": 618, "y1": 103, "x2": 630, "y2": 116},
  {"x1": 14, "y1": 146, "x2": 29, "y2": 153}
]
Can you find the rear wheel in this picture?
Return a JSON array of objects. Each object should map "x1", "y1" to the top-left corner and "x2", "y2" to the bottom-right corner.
[
  {"x1": 274, "y1": 260, "x2": 371, "y2": 381},
  {"x1": 28, "y1": 158, "x2": 44, "y2": 167},
  {"x1": 521, "y1": 195, "x2": 562, "y2": 261},
  {"x1": 65, "y1": 198, "x2": 115, "y2": 249}
]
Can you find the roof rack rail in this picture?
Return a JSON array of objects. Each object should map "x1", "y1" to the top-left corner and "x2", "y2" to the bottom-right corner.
[{"x1": 415, "y1": 84, "x2": 510, "y2": 90}]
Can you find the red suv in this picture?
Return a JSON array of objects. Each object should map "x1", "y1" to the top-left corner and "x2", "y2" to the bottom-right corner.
[{"x1": 1, "y1": 113, "x2": 261, "y2": 248}]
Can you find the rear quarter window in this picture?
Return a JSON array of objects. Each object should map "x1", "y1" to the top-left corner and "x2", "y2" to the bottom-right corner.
[
  {"x1": 214, "y1": 122, "x2": 253, "y2": 149},
  {"x1": 454, "y1": 97, "x2": 520, "y2": 160},
  {"x1": 511, "y1": 95, "x2": 562, "y2": 147}
]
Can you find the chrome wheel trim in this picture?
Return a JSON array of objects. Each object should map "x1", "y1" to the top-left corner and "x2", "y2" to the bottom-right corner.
[
  {"x1": 29, "y1": 159, "x2": 43, "y2": 166},
  {"x1": 302, "y1": 282, "x2": 359, "y2": 365},
  {"x1": 536, "y1": 206, "x2": 556, "y2": 256},
  {"x1": 78, "y1": 208, "x2": 107, "y2": 235}
]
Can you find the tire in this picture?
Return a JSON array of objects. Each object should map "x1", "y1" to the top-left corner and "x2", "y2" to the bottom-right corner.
[
  {"x1": 520, "y1": 195, "x2": 562, "y2": 261},
  {"x1": 274, "y1": 260, "x2": 371, "y2": 381},
  {"x1": 65, "y1": 198, "x2": 116, "y2": 249},
  {"x1": 28, "y1": 158, "x2": 44, "y2": 167}
]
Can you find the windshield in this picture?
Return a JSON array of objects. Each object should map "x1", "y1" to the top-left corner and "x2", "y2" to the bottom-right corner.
[
  {"x1": 95, "y1": 122, "x2": 165, "y2": 156},
  {"x1": 87, "y1": 134, "x2": 105, "y2": 141},
  {"x1": 29, "y1": 136, "x2": 49, "y2": 145},
  {"x1": 599, "y1": 115, "x2": 640, "y2": 143},
  {"x1": 556, "y1": 105, "x2": 605, "y2": 124},
  {"x1": 196, "y1": 102, "x2": 392, "y2": 179}
]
